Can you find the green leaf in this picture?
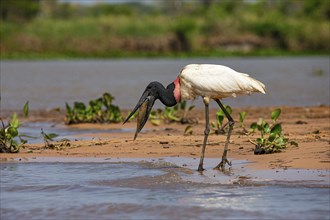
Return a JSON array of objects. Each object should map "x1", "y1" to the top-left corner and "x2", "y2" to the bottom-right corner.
[
  {"x1": 282, "y1": 136, "x2": 289, "y2": 143},
  {"x1": 20, "y1": 138, "x2": 28, "y2": 144},
  {"x1": 74, "y1": 102, "x2": 86, "y2": 111},
  {"x1": 271, "y1": 123, "x2": 282, "y2": 135},
  {"x1": 184, "y1": 125, "x2": 193, "y2": 136},
  {"x1": 23, "y1": 101, "x2": 29, "y2": 117},
  {"x1": 274, "y1": 136, "x2": 284, "y2": 145},
  {"x1": 103, "y1": 93, "x2": 114, "y2": 108},
  {"x1": 0, "y1": 128, "x2": 6, "y2": 140},
  {"x1": 65, "y1": 103, "x2": 73, "y2": 124},
  {"x1": 188, "y1": 105, "x2": 195, "y2": 111},
  {"x1": 268, "y1": 133, "x2": 276, "y2": 142},
  {"x1": 239, "y1": 111, "x2": 246, "y2": 123},
  {"x1": 7, "y1": 127, "x2": 18, "y2": 138},
  {"x1": 149, "y1": 110, "x2": 157, "y2": 119},
  {"x1": 150, "y1": 119, "x2": 161, "y2": 126},
  {"x1": 180, "y1": 101, "x2": 186, "y2": 110},
  {"x1": 108, "y1": 104, "x2": 122, "y2": 122},
  {"x1": 19, "y1": 134, "x2": 38, "y2": 139},
  {"x1": 256, "y1": 125, "x2": 263, "y2": 132},
  {"x1": 41, "y1": 129, "x2": 59, "y2": 141},
  {"x1": 89, "y1": 98, "x2": 103, "y2": 112},
  {"x1": 217, "y1": 115, "x2": 224, "y2": 126},
  {"x1": 65, "y1": 102, "x2": 73, "y2": 116},
  {"x1": 256, "y1": 118, "x2": 266, "y2": 131},
  {"x1": 211, "y1": 121, "x2": 216, "y2": 128},
  {"x1": 10, "y1": 140, "x2": 19, "y2": 153},
  {"x1": 46, "y1": 133, "x2": 59, "y2": 140},
  {"x1": 76, "y1": 113, "x2": 85, "y2": 121},
  {"x1": 216, "y1": 105, "x2": 232, "y2": 118},
  {"x1": 263, "y1": 122, "x2": 271, "y2": 133},
  {"x1": 271, "y1": 108, "x2": 281, "y2": 122},
  {"x1": 168, "y1": 114, "x2": 180, "y2": 122},
  {"x1": 10, "y1": 113, "x2": 19, "y2": 128},
  {"x1": 216, "y1": 109, "x2": 225, "y2": 117},
  {"x1": 256, "y1": 138, "x2": 264, "y2": 145},
  {"x1": 226, "y1": 105, "x2": 232, "y2": 115},
  {"x1": 250, "y1": 122, "x2": 258, "y2": 131}
]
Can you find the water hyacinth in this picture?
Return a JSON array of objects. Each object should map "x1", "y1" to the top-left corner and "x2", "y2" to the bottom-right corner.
[{"x1": 65, "y1": 93, "x2": 122, "y2": 124}]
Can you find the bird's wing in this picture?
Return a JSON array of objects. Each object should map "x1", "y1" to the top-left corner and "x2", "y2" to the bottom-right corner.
[{"x1": 179, "y1": 64, "x2": 266, "y2": 100}]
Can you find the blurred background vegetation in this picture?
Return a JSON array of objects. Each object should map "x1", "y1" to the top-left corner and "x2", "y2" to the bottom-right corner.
[{"x1": 0, "y1": 0, "x2": 329, "y2": 59}]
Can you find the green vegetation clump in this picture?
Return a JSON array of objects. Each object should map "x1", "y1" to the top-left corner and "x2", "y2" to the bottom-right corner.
[
  {"x1": 0, "y1": 101, "x2": 67, "y2": 153},
  {"x1": 1, "y1": 0, "x2": 329, "y2": 59},
  {"x1": 208, "y1": 106, "x2": 297, "y2": 154},
  {"x1": 249, "y1": 108, "x2": 298, "y2": 154},
  {"x1": 0, "y1": 113, "x2": 26, "y2": 153},
  {"x1": 211, "y1": 105, "x2": 232, "y2": 134},
  {"x1": 40, "y1": 128, "x2": 73, "y2": 150},
  {"x1": 0, "y1": 102, "x2": 29, "y2": 153},
  {"x1": 65, "y1": 93, "x2": 122, "y2": 124},
  {"x1": 210, "y1": 106, "x2": 248, "y2": 135}
]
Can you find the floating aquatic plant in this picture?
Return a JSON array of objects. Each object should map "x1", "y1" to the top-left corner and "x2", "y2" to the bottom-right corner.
[
  {"x1": 0, "y1": 101, "x2": 30, "y2": 153},
  {"x1": 65, "y1": 93, "x2": 122, "y2": 124}
]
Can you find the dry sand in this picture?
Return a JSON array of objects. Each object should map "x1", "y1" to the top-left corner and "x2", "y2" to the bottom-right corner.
[{"x1": 1, "y1": 106, "x2": 329, "y2": 171}]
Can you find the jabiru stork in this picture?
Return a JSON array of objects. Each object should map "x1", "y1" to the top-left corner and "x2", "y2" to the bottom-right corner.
[{"x1": 124, "y1": 64, "x2": 266, "y2": 171}]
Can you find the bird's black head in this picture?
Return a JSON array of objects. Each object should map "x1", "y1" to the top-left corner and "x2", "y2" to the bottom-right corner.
[{"x1": 123, "y1": 81, "x2": 177, "y2": 140}]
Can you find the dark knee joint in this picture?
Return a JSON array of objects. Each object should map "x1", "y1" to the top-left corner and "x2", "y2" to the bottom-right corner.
[
  {"x1": 204, "y1": 128, "x2": 210, "y2": 135},
  {"x1": 229, "y1": 120, "x2": 235, "y2": 127}
]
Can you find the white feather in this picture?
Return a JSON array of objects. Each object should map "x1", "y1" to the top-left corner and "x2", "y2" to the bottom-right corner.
[{"x1": 179, "y1": 64, "x2": 266, "y2": 100}]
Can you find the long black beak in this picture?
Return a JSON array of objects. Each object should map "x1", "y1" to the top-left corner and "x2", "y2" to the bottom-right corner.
[{"x1": 123, "y1": 90, "x2": 156, "y2": 140}]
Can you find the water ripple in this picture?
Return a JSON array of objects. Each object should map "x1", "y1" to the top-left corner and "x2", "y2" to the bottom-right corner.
[{"x1": 1, "y1": 159, "x2": 329, "y2": 220}]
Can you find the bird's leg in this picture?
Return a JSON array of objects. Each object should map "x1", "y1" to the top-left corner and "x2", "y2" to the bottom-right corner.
[
  {"x1": 198, "y1": 97, "x2": 210, "y2": 172},
  {"x1": 214, "y1": 99, "x2": 234, "y2": 169}
]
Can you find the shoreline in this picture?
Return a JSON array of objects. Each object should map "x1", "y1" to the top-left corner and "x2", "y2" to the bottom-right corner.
[
  {"x1": 2, "y1": 156, "x2": 329, "y2": 188},
  {"x1": 1, "y1": 105, "x2": 329, "y2": 171},
  {"x1": 2, "y1": 51, "x2": 329, "y2": 60}
]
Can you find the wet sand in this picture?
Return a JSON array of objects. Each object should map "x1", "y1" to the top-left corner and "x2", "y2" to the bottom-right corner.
[{"x1": 1, "y1": 106, "x2": 329, "y2": 171}]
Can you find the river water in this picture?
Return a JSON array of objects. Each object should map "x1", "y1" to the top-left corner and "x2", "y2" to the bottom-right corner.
[
  {"x1": 1, "y1": 56, "x2": 329, "y2": 110},
  {"x1": 1, "y1": 157, "x2": 329, "y2": 220}
]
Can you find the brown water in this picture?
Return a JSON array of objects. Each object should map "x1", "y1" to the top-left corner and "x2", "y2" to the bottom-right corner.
[
  {"x1": 1, "y1": 57, "x2": 329, "y2": 110},
  {"x1": 1, "y1": 157, "x2": 329, "y2": 220}
]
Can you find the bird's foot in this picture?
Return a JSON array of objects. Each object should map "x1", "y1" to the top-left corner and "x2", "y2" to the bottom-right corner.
[
  {"x1": 214, "y1": 158, "x2": 232, "y2": 170},
  {"x1": 197, "y1": 164, "x2": 205, "y2": 172}
]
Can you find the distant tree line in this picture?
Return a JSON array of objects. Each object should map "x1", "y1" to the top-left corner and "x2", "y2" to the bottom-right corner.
[
  {"x1": 0, "y1": 0, "x2": 329, "y2": 58},
  {"x1": 1, "y1": 0, "x2": 329, "y2": 22},
  {"x1": 0, "y1": 0, "x2": 40, "y2": 21}
]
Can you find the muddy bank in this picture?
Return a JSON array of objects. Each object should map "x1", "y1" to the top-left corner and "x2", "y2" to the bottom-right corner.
[{"x1": 1, "y1": 106, "x2": 329, "y2": 170}]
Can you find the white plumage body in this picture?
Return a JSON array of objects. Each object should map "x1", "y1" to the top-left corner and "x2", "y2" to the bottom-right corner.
[{"x1": 179, "y1": 64, "x2": 266, "y2": 100}]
